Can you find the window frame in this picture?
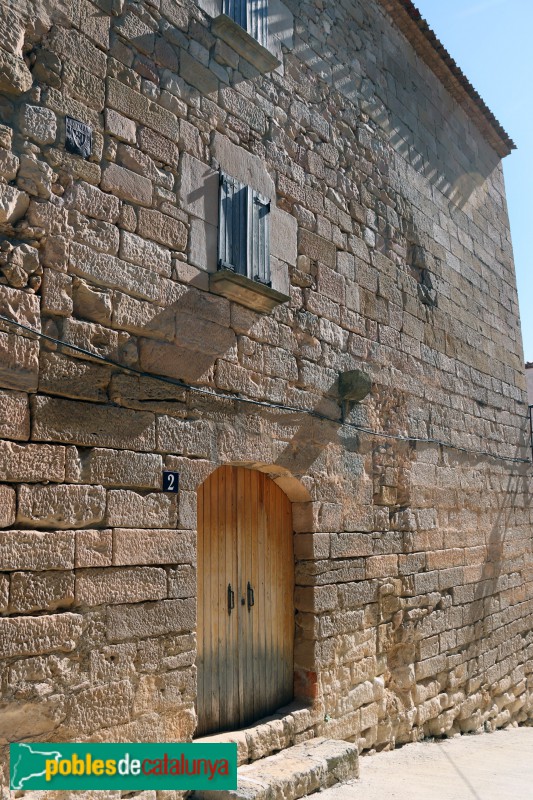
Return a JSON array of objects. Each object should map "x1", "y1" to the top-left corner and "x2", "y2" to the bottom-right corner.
[{"x1": 218, "y1": 170, "x2": 271, "y2": 288}]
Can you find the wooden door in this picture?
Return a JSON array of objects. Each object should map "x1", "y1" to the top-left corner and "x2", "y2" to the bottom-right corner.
[{"x1": 197, "y1": 466, "x2": 293, "y2": 736}]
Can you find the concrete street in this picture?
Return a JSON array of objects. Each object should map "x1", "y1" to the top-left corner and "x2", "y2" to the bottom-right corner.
[{"x1": 318, "y1": 726, "x2": 533, "y2": 800}]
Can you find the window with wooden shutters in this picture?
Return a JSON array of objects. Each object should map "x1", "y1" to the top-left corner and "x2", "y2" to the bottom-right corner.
[
  {"x1": 219, "y1": 171, "x2": 271, "y2": 286},
  {"x1": 222, "y1": 0, "x2": 268, "y2": 48}
]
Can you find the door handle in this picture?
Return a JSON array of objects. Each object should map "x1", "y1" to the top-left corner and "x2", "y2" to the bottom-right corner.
[
  {"x1": 227, "y1": 583, "x2": 235, "y2": 615},
  {"x1": 247, "y1": 582, "x2": 254, "y2": 610}
]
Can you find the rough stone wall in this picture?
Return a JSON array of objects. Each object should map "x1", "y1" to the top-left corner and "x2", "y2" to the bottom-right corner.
[{"x1": 0, "y1": 0, "x2": 532, "y2": 789}]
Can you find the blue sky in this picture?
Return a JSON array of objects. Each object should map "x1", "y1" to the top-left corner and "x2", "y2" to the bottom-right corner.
[{"x1": 413, "y1": 0, "x2": 533, "y2": 362}]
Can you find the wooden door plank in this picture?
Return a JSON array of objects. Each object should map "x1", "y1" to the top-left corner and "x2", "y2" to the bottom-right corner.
[
  {"x1": 236, "y1": 466, "x2": 247, "y2": 726},
  {"x1": 226, "y1": 465, "x2": 238, "y2": 730},
  {"x1": 197, "y1": 480, "x2": 204, "y2": 732},
  {"x1": 256, "y1": 471, "x2": 267, "y2": 719}
]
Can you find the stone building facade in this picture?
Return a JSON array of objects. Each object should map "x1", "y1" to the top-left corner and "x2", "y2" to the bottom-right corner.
[{"x1": 0, "y1": 0, "x2": 532, "y2": 787}]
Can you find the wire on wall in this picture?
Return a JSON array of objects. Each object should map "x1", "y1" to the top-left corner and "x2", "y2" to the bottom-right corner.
[{"x1": 0, "y1": 312, "x2": 530, "y2": 466}]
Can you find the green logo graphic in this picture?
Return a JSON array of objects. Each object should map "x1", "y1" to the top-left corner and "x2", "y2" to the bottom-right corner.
[{"x1": 10, "y1": 743, "x2": 237, "y2": 791}]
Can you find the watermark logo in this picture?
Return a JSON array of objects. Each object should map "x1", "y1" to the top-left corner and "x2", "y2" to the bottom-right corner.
[{"x1": 10, "y1": 743, "x2": 237, "y2": 791}]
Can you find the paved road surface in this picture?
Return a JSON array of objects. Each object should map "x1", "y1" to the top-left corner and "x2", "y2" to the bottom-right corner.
[{"x1": 318, "y1": 726, "x2": 533, "y2": 800}]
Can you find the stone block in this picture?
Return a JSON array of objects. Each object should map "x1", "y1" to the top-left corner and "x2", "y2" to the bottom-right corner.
[
  {"x1": 0, "y1": 529, "x2": 75, "y2": 571},
  {"x1": 17, "y1": 484, "x2": 107, "y2": 529},
  {"x1": 46, "y1": 147, "x2": 102, "y2": 184},
  {"x1": 119, "y1": 231, "x2": 172, "y2": 276},
  {"x1": 38, "y1": 351, "x2": 111, "y2": 403},
  {"x1": 189, "y1": 216, "x2": 218, "y2": 272},
  {"x1": 117, "y1": 143, "x2": 168, "y2": 186},
  {"x1": 0, "y1": 183, "x2": 29, "y2": 223},
  {"x1": 138, "y1": 127, "x2": 180, "y2": 167},
  {"x1": 76, "y1": 567, "x2": 167, "y2": 606},
  {"x1": 41, "y1": 269, "x2": 73, "y2": 316},
  {"x1": 0, "y1": 441, "x2": 65, "y2": 483},
  {"x1": 65, "y1": 680, "x2": 134, "y2": 736},
  {"x1": 0, "y1": 612, "x2": 82, "y2": 658},
  {"x1": 317, "y1": 264, "x2": 345, "y2": 303},
  {"x1": 112, "y1": 292, "x2": 176, "y2": 341},
  {"x1": 365, "y1": 554, "x2": 398, "y2": 579},
  {"x1": 105, "y1": 108, "x2": 136, "y2": 144},
  {"x1": 17, "y1": 154, "x2": 54, "y2": 198},
  {"x1": 295, "y1": 585, "x2": 338, "y2": 613},
  {"x1": 107, "y1": 598, "x2": 196, "y2": 641},
  {"x1": 75, "y1": 529, "x2": 113, "y2": 568},
  {"x1": 101, "y1": 162, "x2": 152, "y2": 207},
  {"x1": 179, "y1": 153, "x2": 219, "y2": 222},
  {"x1": 0, "y1": 485, "x2": 15, "y2": 527},
  {"x1": 107, "y1": 78, "x2": 179, "y2": 141},
  {"x1": 0, "y1": 49, "x2": 32, "y2": 95},
  {"x1": 157, "y1": 416, "x2": 213, "y2": 457},
  {"x1": 0, "y1": 331, "x2": 39, "y2": 392},
  {"x1": 114, "y1": 11, "x2": 155, "y2": 54},
  {"x1": 113, "y1": 529, "x2": 195, "y2": 566},
  {"x1": 72, "y1": 278, "x2": 113, "y2": 325},
  {"x1": 168, "y1": 565, "x2": 196, "y2": 598},
  {"x1": 64, "y1": 180, "x2": 120, "y2": 222},
  {"x1": 109, "y1": 373, "x2": 187, "y2": 416},
  {"x1": 48, "y1": 27, "x2": 107, "y2": 78},
  {"x1": 77, "y1": 448, "x2": 162, "y2": 489},
  {"x1": 180, "y1": 50, "x2": 218, "y2": 95},
  {"x1": 0, "y1": 389, "x2": 29, "y2": 440},
  {"x1": 0, "y1": 147, "x2": 18, "y2": 181},
  {"x1": 9, "y1": 570, "x2": 75, "y2": 613},
  {"x1": 70, "y1": 212, "x2": 120, "y2": 255},
  {"x1": 271, "y1": 206, "x2": 297, "y2": 266},
  {"x1": 0, "y1": 574, "x2": 7, "y2": 611},
  {"x1": 137, "y1": 207, "x2": 187, "y2": 250},
  {"x1": 18, "y1": 104, "x2": 57, "y2": 146},
  {"x1": 61, "y1": 318, "x2": 130, "y2": 364},
  {"x1": 106, "y1": 490, "x2": 178, "y2": 528},
  {"x1": 63, "y1": 60, "x2": 105, "y2": 111},
  {"x1": 32, "y1": 396, "x2": 157, "y2": 451},
  {"x1": 299, "y1": 229, "x2": 336, "y2": 267},
  {"x1": 68, "y1": 242, "x2": 165, "y2": 304}
]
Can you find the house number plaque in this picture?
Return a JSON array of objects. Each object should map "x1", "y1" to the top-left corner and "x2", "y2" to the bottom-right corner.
[{"x1": 162, "y1": 471, "x2": 180, "y2": 493}]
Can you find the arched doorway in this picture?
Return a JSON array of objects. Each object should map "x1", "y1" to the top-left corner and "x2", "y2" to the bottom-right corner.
[{"x1": 196, "y1": 466, "x2": 294, "y2": 736}]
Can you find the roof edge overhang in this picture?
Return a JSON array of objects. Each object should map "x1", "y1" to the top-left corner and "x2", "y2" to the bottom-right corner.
[{"x1": 378, "y1": 0, "x2": 516, "y2": 158}]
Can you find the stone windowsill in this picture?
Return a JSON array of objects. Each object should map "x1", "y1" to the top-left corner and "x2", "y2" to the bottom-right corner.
[
  {"x1": 212, "y1": 14, "x2": 281, "y2": 73},
  {"x1": 210, "y1": 269, "x2": 289, "y2": 313}
]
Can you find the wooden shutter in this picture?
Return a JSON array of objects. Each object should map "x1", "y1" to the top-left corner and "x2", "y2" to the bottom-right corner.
[
  {"x1": 219, "y1": 172, "x2": 248, "y2": 275},
  {"x1": 223, "y1": 0, "x2": 268, "y2": 48},
  {"x1": 223, "y1": 0, "x2": 247, "y2": 30},
  {"x1": 249, "y1": 0, "x2": 268, "y2": 47},
  {"x1": 249, "y1": 190, "x2": 271, "y2": 285}
]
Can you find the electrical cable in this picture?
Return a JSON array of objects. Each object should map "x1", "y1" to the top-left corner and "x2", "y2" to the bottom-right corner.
[{"x1": 0, "y1": 311, "x2": 530, "y2": 465}]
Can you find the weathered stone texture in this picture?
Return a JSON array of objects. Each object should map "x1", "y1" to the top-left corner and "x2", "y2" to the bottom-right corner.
[
  {"x1": 0, "y1": 390, "x2": 29, "y2": 440},
  {"x1": 0, "y1": 0, "x2": 529, "y2": 760},
  {"x1": 106, "y1": 490, "x2": 178, "y2": 528},
  {"x1": 17, "y1": 484, "x2": 106, "y2": 528},
  {"x1": 76, "y1": 567, "x2": 167, "y2": 606},
  {"x1": 0, "y1": 530, "x2": 75, "y2": 571},
  {"x1": 107, "y1": 599, "x2": 196, "y2": 641},
  {"x1": 10, "y1": 570, "x2": 75, "y2": 613},
  {"x1": 32, "y1": 396, "x2": 157, "y2": 451},
  {"x1": 113, "y1": 529, "x2": 195, "y2": 566},
  {"x1": 0, "y1": 441, "x2": 65, "y2": 483},
  {"x1": 0, "y1": 613, "x2": 82, "y2": 658}
]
